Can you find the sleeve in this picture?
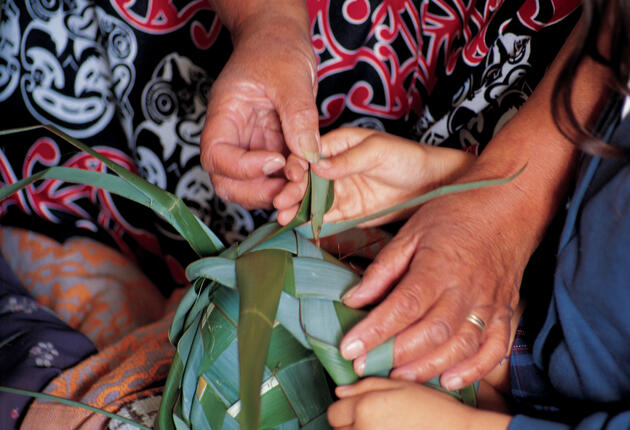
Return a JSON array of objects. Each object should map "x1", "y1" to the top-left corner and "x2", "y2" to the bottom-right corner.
[
  {"x1": 540, "y1": 131, "x2": 630, "y2": 401},
  {"x1": 509, "y1": 118, "x2": 630, "y2": 430},
  {"x1": 510, "y1": 411, "x2": 630, "y2": 430}
]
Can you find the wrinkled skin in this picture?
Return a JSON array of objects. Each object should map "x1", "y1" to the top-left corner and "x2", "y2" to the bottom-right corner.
[
  {"x1": 200, "y1": 6, "x2": 319, "y2": 209},
  {"x1": 334, "y1": 18, "x2": 609, "y2": 390},
  {"x1": 339, "y1": 187, "x2": 525, "y2": 390},
  {"x1": 201, "y1": 3, "x2": 604, "y2": 395}
]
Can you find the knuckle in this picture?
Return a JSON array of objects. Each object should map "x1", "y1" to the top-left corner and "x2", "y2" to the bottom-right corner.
[
  {"x1": 425, "y1": 319, "x2": 452, "y2": 346},
  {"x1": 454, "y1": 332, "x2": 480, "y2": 358},
  {"x1": 362, "y1": 258, "x2": 392, "y2": 285},
  {"x1": 467, "y1": 360, "x2": 487, "y2": 380},
  {"x1": 200, "y1": 149, "x2": 216, "y2": 173},
  {"x1": 391, "y1": 288, "x2": 423, "y2": 320},
  {"x1": 212, "y1": 178, "x2": 232, "y2": 202},
  {"x1": 483, "y1": 339, "x2": 509, "y2": 367},
  {"x1": 362, "y1": 323, "x2": 391, "y2": 347},
  {"x1": 286, "y1": 105, "x2": 318, "y2": 127},
  {"x1": 414, "y1": 360, "x2": 441, "y2": 382}
]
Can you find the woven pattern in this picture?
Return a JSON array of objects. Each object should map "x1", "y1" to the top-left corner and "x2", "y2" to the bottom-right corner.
[
  {"x1": 0, "y1": 125, "x2": 488, "y2": 429},
  {"x1": 159, "y1": 222, "x2": 480, "y2": 429},
  {"x1": 158, "y1": 225, "x2": 365, "y2": 429}
]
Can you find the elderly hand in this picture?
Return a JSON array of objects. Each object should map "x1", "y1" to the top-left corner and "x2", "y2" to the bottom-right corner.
[
  {"x1": 273, "y1": 127, "x2": 475, "y2": 225},
  {"x1": 327, "y1": 377, "x2": 511, "y2": 430},
  {"x1": 337, "y1": 180, "x2": 535, "y2": 391},
  {"x1": 334, "y1": 13, "x2": 596, "y2": 387},
  {"x1": 200, "y1": 2, "x2": 319, "y2": 209}
]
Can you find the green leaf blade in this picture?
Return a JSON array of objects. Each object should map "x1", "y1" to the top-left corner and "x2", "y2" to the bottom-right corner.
[
  {"x1": 235, "y1": 249, "x2": 292, "y2": 430},
  {"x1": 309, "y1": 170, "x2": 333, "y2": 242},
  {"x1": 296, "y1": 166, "x2": 527, "y2": 238},
  {"x1": 0, "y1": 125, "x2": 225, "y2": 256}
]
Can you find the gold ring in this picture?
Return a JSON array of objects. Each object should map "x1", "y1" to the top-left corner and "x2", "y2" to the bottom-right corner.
[{"x1": 466, "y1": 314, "x2": 486, "y2": 331}]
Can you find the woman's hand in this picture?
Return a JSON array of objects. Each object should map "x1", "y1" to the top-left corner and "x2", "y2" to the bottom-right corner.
[
  {"x1": 273, "y1": 127, "x2": 475, "y2": 225},
  {"x1": 338, "y1": 188, "x2": 528, "y2": 390},
  {"x1": 200, "y1": 1, "x2": 319, "y2": 209},
  {"x1": 327, "y1": 378, "x2": 511, "y2": 430},
  {"x1": 337, "y1": 18, "x2": 612, "y2": 390}
]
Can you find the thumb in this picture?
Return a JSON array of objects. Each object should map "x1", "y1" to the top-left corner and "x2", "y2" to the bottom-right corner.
[
  {"x1": 312, "y1": 135, "x2": 384, "y2": 180},
  {"x1": 273, "y1": 64, "x2": 321, "y2": 163}
]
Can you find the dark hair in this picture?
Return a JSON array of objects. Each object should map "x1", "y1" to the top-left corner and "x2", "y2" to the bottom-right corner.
[{"x1": 551, "y1": 0, "x2": 630, "y2": 157}]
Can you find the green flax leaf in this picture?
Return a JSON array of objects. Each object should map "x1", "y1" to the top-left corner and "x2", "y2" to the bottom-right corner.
[
  {"x1": 363, "y1": 337, "x2": 394, "y2": 377},
  {"x1": 292, "y1": 257, "x2": 359, "y2": 300},
  {"x1": 157, "y1": 353, "x2": 185, "y2": 430},
  {"x1": 0, "y1": 167, "x2": 147, "y2": 207},
  {"x1": 300, "y1": 299, "x2": 359, "y2": 385},
  {"x1": 0, "y1": 125, "x2": 224, "y2": 256},
  {"x1": 185, "y1": 257, "x2": 237, "y2": 287},
  {"x1": 235, "y1": 249, "x2": 292, "y2": 430},
  {"x1": 0, "y1": 386, "x2": 151, "y2": 430},
  {"x1": 238, "y1": 172, "x2": 313, "y2": 255},
  {"x1": 309, "y1": 169, "x2": 333, "y2": 243},
  {"x1": 296, "y1": 165, "x2": 527, "y2": 238},
  {"x1": 305, "y1": 336, "x2": 357, "y2": 386},
  {"x1": 276, "y1": 357, "x2": 333, "y2": 425}
]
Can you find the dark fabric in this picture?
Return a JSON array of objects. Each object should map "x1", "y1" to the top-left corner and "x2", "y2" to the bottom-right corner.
[
  {"x1": 0, "y1": 0, "x2": 580, "y2": 294},
  {"x1": 508, "y1": 102, "x2": 630, "y2": 429},
  {"x1": 0, "y1": 252, "x2": 97, "y2": 429}
]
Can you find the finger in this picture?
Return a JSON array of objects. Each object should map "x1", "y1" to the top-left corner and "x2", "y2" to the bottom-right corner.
[
  {"x1": 211, "y1": 174, "x2": 286, "y2": 209},
  {"x1": 319, "y1": 127, "x2": 379, "y2": 158},
  {"x1": 312, "y1": 137, "x2": 385, "y2": 181},
  {"x1": 387, "y1": 287, "x2": 477, "y2": 372},
  {"x1": 335, "y1": 378, "x2": 401, "y2": 398},
  {"x1": 339, "y1": 278, "x2": 435, "y2": 362},
  {"x1": 273, "y1": 178, "x2": 308, "y2": 210},
  {"x1": 327, "y1": 398, "x2": 358, "y2": 428},
  {"x1": 203, "y1": 143, "x2": 286, "y2": 180},
  {"x1": 276, "y1": 205, "x2": 299, "y2": 225},
  {"x1": 390, "y1": 307, "x2": 509, "y2": 390},
  {"x1": 439, "y1": 313, "x2": 512, "y2": 390},
  {"x1": 387, "y1": 306, "x2": 485, "y2": 382},
  {"x1": 284, "y1": 153, "x2": 308, "y2": 183},
  {"x1": 272, "y1": 67, "x2": 321, "y2": 162},
  {"x1": 341, "y1": 232, "x2": 420, "y2": 308}
]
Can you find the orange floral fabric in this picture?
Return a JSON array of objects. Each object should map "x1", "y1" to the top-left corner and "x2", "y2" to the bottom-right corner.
[
  {"x1": 0, "y1": 226, "x2": 389, "y2": 429},
  {"x1": 0, "y1": 227, "x2": 184, "y2": 429}
]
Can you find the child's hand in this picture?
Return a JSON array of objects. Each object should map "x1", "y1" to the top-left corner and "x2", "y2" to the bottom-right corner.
[
  {"x1": 327, "y1": 378, "x2": 471, "y2": 429},
  {"x1": 273, "y1": 128, "x2": 475, "y2": 226},
  {"x1": 327, "y1": 378, "x2": 511, "y2": 430}
]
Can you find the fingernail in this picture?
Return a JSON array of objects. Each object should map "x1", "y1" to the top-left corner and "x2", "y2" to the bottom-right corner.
[
  {"x1": 442, "y1": 376, "x2": 463, "y2": 391},
  {"x1": 341, "y1": 285, "x2": 358, "y2": 302},
  {"x1": 298, "y1": 132, "x2": 320, "y2": 163},
  {"x1": 341, "y1": 339, "x2": 365, "y2": 360},
  {"x1": 355, "y1": 356, "x2": 366, "y2": 376},
  {"x1": 316, "y1": 159, "x2": 331, "y2": 169},
  {"x1": 262, "y1": 157, "x2": 285, "y2": 175}
]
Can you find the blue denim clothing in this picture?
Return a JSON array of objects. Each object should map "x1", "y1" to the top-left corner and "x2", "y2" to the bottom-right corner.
[{"x1": 509, "y1": 102, "x2": 630, "y2": 428}]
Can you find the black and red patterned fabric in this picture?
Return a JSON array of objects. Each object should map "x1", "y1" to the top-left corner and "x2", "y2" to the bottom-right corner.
[{"x1": 0, "y1": 0, "x2": 579, "y2": 293}]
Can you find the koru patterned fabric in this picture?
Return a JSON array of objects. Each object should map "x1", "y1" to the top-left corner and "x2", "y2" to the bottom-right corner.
[{"x1": 0, "y1": 0, "x2": 580, "y2": 293}]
